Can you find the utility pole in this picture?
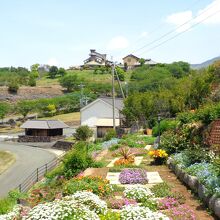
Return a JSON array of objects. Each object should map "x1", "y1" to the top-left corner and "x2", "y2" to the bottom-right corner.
[
  {"x1": 112, "y1": 59, "x2": 116, "y2": 129},
  {"x1": 79, "y1": 83, "x2": 85, "y2": 108},
  {"x1": 114, "y1": 68, "x2": 125, "y2": 99}
]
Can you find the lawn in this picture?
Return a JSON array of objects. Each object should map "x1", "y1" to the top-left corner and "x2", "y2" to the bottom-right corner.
[
  {"x1": 40, "y1": 112, "x2": 80, "y2": 125},
  {"x1": 0, "y1": 151, "x2": 16, "y2": 174}
]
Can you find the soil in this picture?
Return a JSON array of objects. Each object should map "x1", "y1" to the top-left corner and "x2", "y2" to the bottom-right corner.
[{"x1": 0, "y1": 86, "x2": 63, "y2": 102}]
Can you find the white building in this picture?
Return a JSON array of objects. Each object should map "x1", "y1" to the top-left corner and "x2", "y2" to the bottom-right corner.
[{"x1": 80, "y1": 97, "x2": 124, "y2": 138}]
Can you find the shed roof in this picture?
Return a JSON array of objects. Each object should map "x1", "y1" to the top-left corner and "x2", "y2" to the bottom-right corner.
[{"x1": 20, "y1": 120, "x2": 69, "y2": 129}]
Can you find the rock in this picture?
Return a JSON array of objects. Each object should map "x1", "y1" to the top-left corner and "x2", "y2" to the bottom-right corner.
[
  {"x1": 188, "y1": 175, "x2": 199, "y2": 192},
  {"x1": 208, "y1": 194, "x2": 218, "y2": 211},
  {"x1": 174, "y1": 165, "x2": 182, "y2": 178},
  {"x1": 198, "y1": 183, "x2": 210, "y2": 204},
  {"x1": 183, "y1": 173, "x2": 189, "y2": 185},
  {"x1": 179, "y1": 169, "x2": 186, "y2": 182},
  {"x1": 214, "y1": 198, "x2": 220, "y2": 218}
]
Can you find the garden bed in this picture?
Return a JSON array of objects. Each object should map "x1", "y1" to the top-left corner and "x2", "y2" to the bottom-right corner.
[{"x1": 167, "y1": 158, "x2": 220, "y2": 219}]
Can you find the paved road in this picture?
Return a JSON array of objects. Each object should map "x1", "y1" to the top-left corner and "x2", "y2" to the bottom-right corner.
[{"x1": 0, "y1": 142, "x2": 56, "y2": 197}]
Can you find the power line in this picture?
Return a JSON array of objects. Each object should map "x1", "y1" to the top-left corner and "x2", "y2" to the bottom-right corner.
[
  {"x1": 138, "y1": 8, "x2": 220, "y2": 56},
  {"x1": 116, "y1": 0, "x2": 205, "y2": 57},
  {"x1": 132, "y1": 0, "x2": 219, "y2": 55}
]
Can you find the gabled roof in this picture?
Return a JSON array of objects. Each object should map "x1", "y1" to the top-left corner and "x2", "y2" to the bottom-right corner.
[
  {"x1": 99, "y1": 97, "x2": 124, "y2": 111},
  {"x1": 123, "y1": 54, "x2": 140, "y2": 60},
  {"x1": 20, "y1": 120, "x2": 69, "y2": 129},
  {"x1": 81, "y1": 97, "x2": 124, "y2": 112}
]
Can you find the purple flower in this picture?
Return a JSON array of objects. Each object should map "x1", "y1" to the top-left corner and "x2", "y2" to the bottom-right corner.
[{"x1": 119, "y1": 168, "x2": 148, "y2": 184}]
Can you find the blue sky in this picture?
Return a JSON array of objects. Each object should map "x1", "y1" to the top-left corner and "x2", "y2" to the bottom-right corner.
[{"x1": 0, "y1": 0, "x2": 219, "y2": 68}]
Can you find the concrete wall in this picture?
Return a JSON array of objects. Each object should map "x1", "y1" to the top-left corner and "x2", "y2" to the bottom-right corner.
[{"x1": 81, "y1": 100, "x2": 120, "y2": 127}]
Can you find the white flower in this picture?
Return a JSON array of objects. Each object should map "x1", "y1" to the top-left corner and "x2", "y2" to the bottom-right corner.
[{"x1": 120, "y1": 205, "x2": 169, "y2": 220}]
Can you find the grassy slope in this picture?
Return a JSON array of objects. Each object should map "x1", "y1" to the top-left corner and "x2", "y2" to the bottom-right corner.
[
  {"x1": 0, "y1": 151, "x2": 16, "y2": 174},
  {"x1": 37, "y1": 69, "x2": 133, "y2": 87},
  {"x1": 40, "y1": 112, "x2": 80, "y2": 123}
]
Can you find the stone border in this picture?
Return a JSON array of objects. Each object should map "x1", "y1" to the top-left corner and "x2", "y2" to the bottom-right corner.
[{"x1": 167, "y1": 158, "x2": 220, "y2": 219}]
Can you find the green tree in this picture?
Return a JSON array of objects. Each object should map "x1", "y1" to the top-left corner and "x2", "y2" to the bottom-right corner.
[
  {"x1": 115, "y1": 67, "x2": 125, "y2": 81},
  {"x1": 8, "y1": 79, "x2": 19, "y2": 93},
  {"x1": 0, "y1": 103, "x2": 10, "y2": 122},
  {"x1": 16, "y1": 101, "x2": 35, "y2": 118},
  {"x1": 59, "y1": 74, "x2": 81, "y2": 92},
  {"x1": 48, "y1": 66, "x2": 58, "y2": 79},
  {"x1": 139, "y1": 58, "x2": 145, "y2": 66},
  {"x1": 30, "y1": 64, "x2": 40, "y2": 78},
  {"x1": 58, "y1": 67, "x2": 66, "y2": 77},
  {"x1": 74, "y1": 125, "x2": 93, "y2": 141}
]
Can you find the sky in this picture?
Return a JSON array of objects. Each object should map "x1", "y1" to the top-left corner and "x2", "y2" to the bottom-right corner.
[{"x1": 0, "y1": 0, "x2": 220, "y2": 68}]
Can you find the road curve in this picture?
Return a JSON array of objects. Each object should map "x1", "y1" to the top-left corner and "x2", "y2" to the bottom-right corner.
[{"x1": 0, "y1": 142, "x2": 56, "y2": 197}]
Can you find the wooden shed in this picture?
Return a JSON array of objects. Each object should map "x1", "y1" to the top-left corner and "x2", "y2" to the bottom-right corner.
[{"x1": 20, "y1": 120, "x2": 69, "y2": 137}]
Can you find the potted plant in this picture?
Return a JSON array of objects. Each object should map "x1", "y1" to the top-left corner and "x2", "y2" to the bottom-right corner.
[{"x1": 148, "y1": 149, "x2": 168, "y2": 165}]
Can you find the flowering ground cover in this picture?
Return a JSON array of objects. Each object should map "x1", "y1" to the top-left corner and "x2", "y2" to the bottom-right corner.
[{"x1": 119, "y1": 168, "x2": 148, "y2": 184}]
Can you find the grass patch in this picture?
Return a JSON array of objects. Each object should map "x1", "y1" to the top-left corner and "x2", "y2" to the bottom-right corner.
[
  {"x1": 40, "y1": 112, "x2": 80, "y2": 123},
  {"x1": 0, "y1": 126, "x2": 22, "y2": 134},
  {"x1": 0, "y1": 151, "x2": 16, "y2": 174}
]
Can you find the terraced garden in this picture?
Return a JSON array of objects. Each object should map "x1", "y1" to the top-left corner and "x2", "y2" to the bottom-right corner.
[{"x1": 0, "y1": 133, "x2": 218, "y2": 219}]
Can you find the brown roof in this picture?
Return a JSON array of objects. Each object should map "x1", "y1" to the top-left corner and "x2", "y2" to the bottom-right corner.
[
  {"x1": 123, "y1": 54, "x2": 140, "y2": 60},
  {"x1": 20, "y1": 120, "x2": 69, "y2": 129}
]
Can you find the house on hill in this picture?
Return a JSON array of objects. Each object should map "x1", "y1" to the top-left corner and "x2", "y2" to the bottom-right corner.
[
  {"x1": 80, "y1": 97, "x2": 124, "y2": 138},
  {"x1": 123, "y1": 54, "x2": 157, "y2": 70},
  {"x1": 83, "y1": 49, "x2": 107, "y2": 68}
]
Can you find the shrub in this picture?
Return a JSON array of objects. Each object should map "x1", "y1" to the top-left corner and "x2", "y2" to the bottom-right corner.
[
  {"x1": 104, "y1": 129, "x2": 117, "y2": 141},
  {"x1": 152, "y1": 119, "x2": 178, "y2": 136},
  {"x1": 119, "y1": 169, "x2": 148, "y2": 184},
  {"x1": 8, "y1": 80, "x2": 19, "y2": 93},
  {"x1": 62, "y1": 142, "x2": 94, "y2": 178},
  {"x1": 74, "y1": 125, "x2": 93, "y2": 141},
  {"x1": 99, "y1": 210, "x2": 120, "y2": 220},
  {"x1": 0, "y1": 197, "x2": 16, "y2": 214}
]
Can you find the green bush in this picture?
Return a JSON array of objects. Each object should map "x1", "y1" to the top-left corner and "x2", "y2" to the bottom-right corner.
[
  {"x1": 45, "y1": 164, "x2": 64, "y2": 179},
  {"x1": 0, "y1": 197, "x2": 16, "y2": 214},
  {"x1": 74, "y1": 125, "x2": 93, "y2": 141},
  {"x1": 8, "y1": 80, "x2": 19, "y2": 93},
  {"x1": 104, "y1": 129, "x2": 117, "y2": 141},
  {"x1": 152, "y1": 119, "x2": 178, "y2": 136},
  {"x1": 63, "y1": 142, "x2": 94, "y2": 178},
  {"x1": 99, "y1": 211, "x2": 120, "y2": 220}
]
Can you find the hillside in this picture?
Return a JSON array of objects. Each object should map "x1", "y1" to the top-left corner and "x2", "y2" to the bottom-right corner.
[{"x1": 191, "y1": 56, "x2": 220, "y2": 69}]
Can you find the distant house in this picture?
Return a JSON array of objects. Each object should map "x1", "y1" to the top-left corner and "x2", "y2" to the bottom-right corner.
[
  {"x1": 80, "y1": 97, "x2": 124, "y2": 138},
  {"x1": 123, "y1": 54, "x2": 157, "y2": 70},
  {"x1": 19, "y1": 120, "x2": 69, "y2": 142},
  {"x1": 83, "y1": 49, "x2": 107, "y2": 68}
]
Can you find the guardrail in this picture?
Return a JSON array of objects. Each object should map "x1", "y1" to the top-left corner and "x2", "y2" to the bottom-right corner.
[{"x1": 17, "y1": 153, "x2": 65, "y2": 193}]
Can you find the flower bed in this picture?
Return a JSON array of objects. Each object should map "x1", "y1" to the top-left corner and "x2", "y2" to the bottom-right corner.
[
  {"x1": 120, "y1": 205, "x2": 169, "y2": 220},
  {"x1": 107, "y1": 198, "x2": 137, "y2": 209},
  {"x1": 148, "y1": 149, "x2": 168, "y2": 165},
  {"x1": 64, "y1": 176, "x2": 112, "y2": 197},
  {"x1": 123, "y1": 185, "x2": 154, "y2": 202},
  {"x1": 119, "y1": 169, "x2": 148, "y2": 184},
  {"x1": 167, "y1": 157, "x2": 220, "y2": 218}
]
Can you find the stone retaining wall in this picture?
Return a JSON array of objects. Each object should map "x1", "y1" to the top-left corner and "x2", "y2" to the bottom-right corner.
[
  {"x1": 52, "y1": 140, "x2": 74, "y2": 151},
  {"x1": 167, "y1": 158, "x2": 220, "y2": 219},
  {"x1": 18, "y1": 135, "x2": 64, "y2": 143}
]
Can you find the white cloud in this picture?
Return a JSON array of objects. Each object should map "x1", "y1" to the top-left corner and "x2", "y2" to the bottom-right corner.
[
  {"x1": 47, "y1": 58, "x2": 58, "y2": 66},
  {"x1": 139, "y1": 31, "x2": 148, "y2": 38},
  {"x1": 166, "y1": 11, "x2": 193, "y2": 32},
  {"x1": 106, "y1": 36, "x2": 129, "y2": 50},
  {"x1": 195, "y1": 0, "x2": 220, "y2": 25},
  {"x1": 166, "y1": 0, "x2": 220, "y2": 32}
]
